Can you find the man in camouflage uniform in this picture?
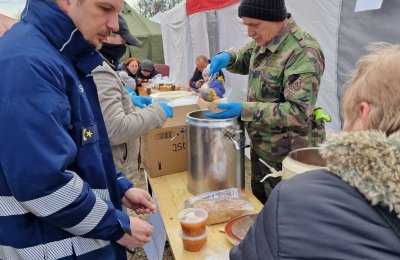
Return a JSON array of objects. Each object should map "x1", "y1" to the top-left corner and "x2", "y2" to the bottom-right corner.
[{"x1": 208, "y1": 0, "x2": 325, "y2": 204}]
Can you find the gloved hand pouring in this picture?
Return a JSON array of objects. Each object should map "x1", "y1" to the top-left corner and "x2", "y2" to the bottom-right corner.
[
  {"x1": 208, "y1": 52, "x2": 231, "y2": 76},
  {"x1": 205, "y1": 52, "x2": 243, "y2": 119},
  {"x1": 206, "y1": 102, "x2": 242, "y2": 119}
]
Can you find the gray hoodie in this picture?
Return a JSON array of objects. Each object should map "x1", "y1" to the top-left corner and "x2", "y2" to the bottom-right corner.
[{"x1": 92, "y1": 61, "x2": 167, "y2": 180}]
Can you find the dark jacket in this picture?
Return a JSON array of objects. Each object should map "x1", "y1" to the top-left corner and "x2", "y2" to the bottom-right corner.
[
  {"x1": 231, "y1": 131, "x2": 400, "y2": 259},
  {"x1": 127, "y1": 69, "x2": 138, "y2": 80},
  {"x1": 0, "y1": 1, "x2": 131, "y2": 259},
  {"x1": 136, "y1": 68, "x2": 160, "y2": 83},
  {"x1": 189, "y1": 67, "x2": 204, "y2": 89}
]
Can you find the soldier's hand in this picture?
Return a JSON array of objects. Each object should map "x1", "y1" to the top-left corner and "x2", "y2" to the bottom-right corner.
[
  {"x1": 206, "y1": 102, "x2": 242, "y2": 118},
  {"x1": 209, "y1": 52, "x2": 231, "y2": 76}
]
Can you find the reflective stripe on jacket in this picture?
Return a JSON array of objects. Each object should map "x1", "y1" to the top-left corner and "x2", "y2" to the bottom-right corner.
[{"x1": 0, "y1": 1, "x2": 130, "y2": 259}]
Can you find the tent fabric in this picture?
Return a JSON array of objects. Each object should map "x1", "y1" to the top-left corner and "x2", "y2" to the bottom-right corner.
[
  {"x1": 0, "y1": 14, "x2": 17, "y2": 37},
  {"x1": 160, "y1": 1, "x2": 191, "y2": 86},
  {"x1": 161, "y1": 0, "x2": 398, "y2": 132},
  {"x1": 188, "y1": 12, "x2": 210, "y2": 62},
  {"x1": 186, "y1": 8, "x2": 249, "y2": 102},
  {"x1": 214, "y1": 4, "x2": 249, "y2": 102},
  {"x1": 204, "y1": 11, "x2": 219, "y2": 57},
  {"x1": 337, "y1": 0, "x2": 400, "y2": 120},
  {"x1": 149, "y1": 12, "x2": 162, "y2": 24},
  {"x1": 121, "y1": 2, "x2": 164, "y2": 64},
  {"x1": 186, "y1": 0, "x2": 240, "y2": 15},
  {"x1": 286, "y1": 0, "x2": 342, "y2": 131},
  {"x1": 161, "y1": 2, "x2": 249, "y2": 100}
]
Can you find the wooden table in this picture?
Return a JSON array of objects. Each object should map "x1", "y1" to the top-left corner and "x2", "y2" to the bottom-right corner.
[
  {"x1": 137, "y1": 85, "x2": 192, "y2": 96},
  {"x1": 148, "y1": 171, "x2": 263, "y2": 260}
]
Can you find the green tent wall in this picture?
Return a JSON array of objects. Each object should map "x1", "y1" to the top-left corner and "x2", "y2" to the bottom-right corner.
[{"x1": 121, "y1": 2, "x2": 165, "y2": 64}]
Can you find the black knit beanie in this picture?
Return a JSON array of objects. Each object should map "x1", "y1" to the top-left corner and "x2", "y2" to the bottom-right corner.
[{"x1": 238, "y1": 0, "x2": 287, "y2": 22}]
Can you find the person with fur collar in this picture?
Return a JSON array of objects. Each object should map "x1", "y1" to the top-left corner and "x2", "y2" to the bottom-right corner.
[{"x1": 230, "y1": 42, "x2": 400, "y2": 259}]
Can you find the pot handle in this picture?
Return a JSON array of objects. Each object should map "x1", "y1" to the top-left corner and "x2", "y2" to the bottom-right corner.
[
  {"x1": 223, "y1": 128, "x2": 245, "y2": 150},
  {"x1": 258, "y1": 158, "x2": 283, "y2": 182},
  {"x1": 260, "y1": 171, "x2": 283, "y2": 182},
  {"x1": 228, "y1": 134, "x2": 241, "y2": 150}
]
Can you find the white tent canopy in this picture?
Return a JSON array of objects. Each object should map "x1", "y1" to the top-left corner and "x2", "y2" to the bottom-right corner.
[
  {"x1": 161, "y1": 0, "x2": 398, "y2": 132},
  {"x1": 161, "y1": 2, "x2": 249, "y2": 104},
  {"x1": 149, "y1": 11, "x2": 162, "y2": 24}
]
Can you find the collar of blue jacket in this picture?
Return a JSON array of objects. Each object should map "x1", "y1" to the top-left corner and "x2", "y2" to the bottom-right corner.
[{"x1": 21, "y1": 0, "x2": 103, "y2": 76}]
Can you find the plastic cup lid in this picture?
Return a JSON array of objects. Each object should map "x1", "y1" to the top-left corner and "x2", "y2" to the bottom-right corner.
[{"x1": 178, "y1": 207, "x2": 208, "y2": 223}]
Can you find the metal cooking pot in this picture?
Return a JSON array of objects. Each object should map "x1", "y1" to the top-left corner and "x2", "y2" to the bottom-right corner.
[{"x1": 186, "y1": 110, "x2": 245, "y2": 194}]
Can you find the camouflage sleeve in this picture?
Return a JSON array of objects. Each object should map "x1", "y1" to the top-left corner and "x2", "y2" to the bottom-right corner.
[
  {"x1": 225, "y1": 41, "x2": 255, "y2": 75},
  {"x1": 241, "y1": 48, "x2": 324, "y2": 128}
]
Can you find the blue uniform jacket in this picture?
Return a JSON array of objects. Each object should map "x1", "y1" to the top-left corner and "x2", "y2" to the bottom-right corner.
[{"x1": 0, "y1": 1, "x2": 132, "y2": 259}]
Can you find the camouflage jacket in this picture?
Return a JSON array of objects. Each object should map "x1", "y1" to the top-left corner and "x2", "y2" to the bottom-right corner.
[{"x1": 227, "y1": 15, "x2": 325, "y2": 163}]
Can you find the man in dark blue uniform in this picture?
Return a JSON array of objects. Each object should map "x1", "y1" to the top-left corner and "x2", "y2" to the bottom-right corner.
[{"x1": 0, "y1": 0, "x2": 155, "y2": 259}]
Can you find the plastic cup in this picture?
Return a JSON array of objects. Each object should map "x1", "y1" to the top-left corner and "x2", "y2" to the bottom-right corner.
[
  {"x1": 180, "y1": 228, "x2": 208, "y2": 252},
  {"x1": 178, "y1": 208, "x2": 208, "y2": 236}
]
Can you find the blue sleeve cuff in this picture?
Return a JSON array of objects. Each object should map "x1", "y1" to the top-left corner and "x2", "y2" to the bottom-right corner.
[
  {"x1": 117, "y1": 172, "x2": 134, "y2": 199},
  {"x1": 116, "y1": 209, "x2": 131, "y2": 236}
]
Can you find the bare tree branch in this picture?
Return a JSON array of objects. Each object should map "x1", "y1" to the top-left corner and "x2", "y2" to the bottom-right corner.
[{"x1": 136, "y1": 0, "x2": 182, "y2": 18}]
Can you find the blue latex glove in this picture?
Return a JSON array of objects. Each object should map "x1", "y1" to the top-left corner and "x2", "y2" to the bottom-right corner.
[
  {"x1": 206, "y1": 102, "x2": 242, "y2": 119},
  {"x1": 125, "y1": 87, "x2": 137, "y2": 96},
  {"x1": 208, "y1": 52, "x2": 231, "y2": 76},
  {"x1": 159, "y1": 103, "x2": 173, "y2": 118},
  {"x1": 132, "y1": 96, "x2": 152, "y2": 109}
]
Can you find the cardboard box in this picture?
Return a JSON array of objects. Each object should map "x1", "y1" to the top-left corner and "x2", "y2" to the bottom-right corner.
[
  {"x1": 141, "y1": 104, "x2": 200, "y2": 177},
  {"x1": 159, "y1": 84, "x2": 175, "y2": 92}
]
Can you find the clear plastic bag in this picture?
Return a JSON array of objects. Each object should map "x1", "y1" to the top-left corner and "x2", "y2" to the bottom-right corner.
[{"x1": 184, "y1": 188, "x2": 254, "y2": 225}]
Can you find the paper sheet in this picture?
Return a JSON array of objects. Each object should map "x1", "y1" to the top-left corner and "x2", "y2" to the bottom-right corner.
[
  {"x1": 143, "y1": 196, "x2": 167, "y2": 260},
  {"x1": 355, "y1": 0, "x2": 383, "y2": 12}
]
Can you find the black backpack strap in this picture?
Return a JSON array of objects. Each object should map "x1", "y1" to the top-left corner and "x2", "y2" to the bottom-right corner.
[{"x1": 374, "y1": 204, "x2": 400, "y2": 239}]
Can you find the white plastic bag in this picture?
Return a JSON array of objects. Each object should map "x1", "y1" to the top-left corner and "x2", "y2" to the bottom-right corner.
[{"x1": 184, "y1": 188, "x2": 254, "y2": 225}]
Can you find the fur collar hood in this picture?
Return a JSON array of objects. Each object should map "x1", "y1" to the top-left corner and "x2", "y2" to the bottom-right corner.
[{"x1": 320, "y1": 131, "x2": 400, "y2": 216}]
